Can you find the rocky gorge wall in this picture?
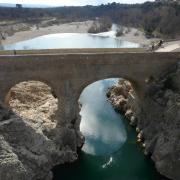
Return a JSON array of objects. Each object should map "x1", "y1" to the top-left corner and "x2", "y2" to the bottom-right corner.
[
  {"x1": 0, "y1": 81, "x2": 84, "y2": 180},
  {"x1": 107, "y1": 62, "x2": 180, "y2": 180}
]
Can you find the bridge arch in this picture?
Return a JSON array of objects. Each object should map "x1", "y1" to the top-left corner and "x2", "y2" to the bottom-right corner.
[
  {"x1": 0, "y1": 51, "x2": 178, "y2": 131},
  {"x1": 71, "y1": 75, "x2": 139, "y2": 111},
  {"x1": 75, "y1": 76, "x2": 139, "y2": 102},
  {"x1": 4, "y1": 80, "x2": 59, "y2": 131},
  {"x1": 2, "y1": 78, "x2": 58, "y2": 106},
  {"x1": 4, "y1": 79, "x2": 57, "y2": 103},
  {"x1": 66, "y1": 76, "x2": 140, "y2": 136},
  {"x1": 76, "y1": 77, "x2": 138, "y2": 155}
]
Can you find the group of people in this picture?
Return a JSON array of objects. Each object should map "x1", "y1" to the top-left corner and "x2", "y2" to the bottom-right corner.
[{"x1": 151, "y1": 39, "x2": 164, "y2": 51}]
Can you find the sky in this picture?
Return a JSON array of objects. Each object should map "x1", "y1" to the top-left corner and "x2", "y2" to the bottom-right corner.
[{"x1": 0, "y1": 0, "x2": 154, "y2": 6}]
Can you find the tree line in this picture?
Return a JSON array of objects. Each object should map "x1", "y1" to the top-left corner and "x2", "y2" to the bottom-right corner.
[{"x1": 0, "y1": 1, "x2": 180, "y2": 38}]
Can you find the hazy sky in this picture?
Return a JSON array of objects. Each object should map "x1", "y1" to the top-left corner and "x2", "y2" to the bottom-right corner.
[{"x1": 0, "y1": 0, "x2": 154, "y2": 6}]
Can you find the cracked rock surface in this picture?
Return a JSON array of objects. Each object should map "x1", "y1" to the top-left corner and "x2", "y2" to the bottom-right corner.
[{"x1": 0, "y1": 81, "x2": 82, "y2": 180}]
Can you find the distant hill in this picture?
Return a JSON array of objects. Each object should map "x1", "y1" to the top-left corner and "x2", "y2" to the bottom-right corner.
[
  {"x1": 0, "y1": 2, "x2": 179, "y2": 39},
  {"x1": 0, "y1": 3, "x2": 52, "y2": 8}
]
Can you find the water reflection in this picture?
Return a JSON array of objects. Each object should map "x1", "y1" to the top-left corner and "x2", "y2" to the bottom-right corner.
[{"x1": 79, "y1": 79, "x2": 127, "y2": 155}]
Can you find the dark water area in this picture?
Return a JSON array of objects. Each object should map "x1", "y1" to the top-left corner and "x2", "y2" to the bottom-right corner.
[
  {"x1": 53, "y1": 122, "x2": 165, "y2": 180},
  {"x1": 53, "y1": 79, "x2": 167, "y2": 180}
]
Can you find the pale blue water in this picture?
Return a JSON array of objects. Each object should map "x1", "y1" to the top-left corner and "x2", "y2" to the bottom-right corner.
[
  {"x1": 79, "y1": 79, "x2": 126, "y2": 155},
  {"x1": 2, "y1": 33, "x2": 139, "y2": 50},
  {"x1": 1, "y1": 29, "x2": 164, "y2": 179}
]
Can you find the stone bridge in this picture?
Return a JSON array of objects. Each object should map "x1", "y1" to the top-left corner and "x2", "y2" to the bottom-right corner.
[{"x1": 0, "y1": 49, "x2": 179, "y2": 129}]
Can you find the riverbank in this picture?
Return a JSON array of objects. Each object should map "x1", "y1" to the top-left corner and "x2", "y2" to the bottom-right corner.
[
  {"x1": 1, "y1": 21, "x2": 93, "y2": 45},
  {"x1": 119, "y1": 30, "x2": 180, "y2": 51},
  {"x1": 1, "y1": 21, "x2": 158, "y2": 47},
  {"x1": 117, "y1": 27, "x2": 159, "y2": 47},
  {"x1": 2, "y1": 21, "x2": 180, "y2": 52}
]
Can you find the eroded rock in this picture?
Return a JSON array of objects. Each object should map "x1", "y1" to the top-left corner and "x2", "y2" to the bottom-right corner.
[{"x1": 0, "y1": 81, "x2": 82, "y2": 180}]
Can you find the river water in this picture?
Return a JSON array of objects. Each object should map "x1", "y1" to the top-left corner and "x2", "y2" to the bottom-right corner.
[
  {"x1": 53, "y1": 79, "x2": 165, "y2": 180},
  {"x1": 1, "y1": 24, "x2": 139, "y2": 50}
]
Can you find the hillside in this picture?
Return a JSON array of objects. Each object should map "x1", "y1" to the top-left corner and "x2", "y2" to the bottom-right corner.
[{"x1": 0, "y1": 1, "x2": 180, "y2": 39}]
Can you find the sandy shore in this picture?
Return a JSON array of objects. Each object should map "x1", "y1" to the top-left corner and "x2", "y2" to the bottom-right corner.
[
  {"x1": 118, "y1": 27, "x2": 159, "y2": 47},
  {"x1": 120, "y1": 29, "x2": 180, "y2": 51},
  {"x1": 120, "y1": 30, "x2": 180, "y2": 51},
  {"x1": 2, "y1": 20, "x2": 158, "y2": 47},
  {"x1": 2, "y1": 21, "x2": 93, "y2": 45}
]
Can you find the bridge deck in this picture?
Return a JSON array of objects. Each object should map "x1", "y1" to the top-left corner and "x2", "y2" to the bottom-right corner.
[{"x1": 0, "y1": 48, "x2": 145, "y2": 55}]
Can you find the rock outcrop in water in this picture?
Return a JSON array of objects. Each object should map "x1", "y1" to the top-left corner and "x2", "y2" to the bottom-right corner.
[
  {"x1": 106, "y1": 79, "x2": 138, "y2": 126},
  {"x1": 107, "y1": 63, "x2": 180, "y2": 180},
  {"x1": 0, "y1": 81, "x2": 83, "y2": 180}
]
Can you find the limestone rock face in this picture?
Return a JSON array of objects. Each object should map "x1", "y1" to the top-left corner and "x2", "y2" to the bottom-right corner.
[
  {"x1": 0, "y1": 135, "x2": 28, "y2": 180},
  {"x1": 107, "y1": 63, "x2": 180, "y2": 180},
  {"x1": 140, "y1": 63, "x2": 180, "y2": 180},
  {"x1": 0, "y1": 81, "x2": 82, "y2": 180},
  {"x1": 107, "y1": 79, "x2": 138, "y2": 126},
  {"x1": 8, "y1": 81, "x2": 58, "y2": 132}
]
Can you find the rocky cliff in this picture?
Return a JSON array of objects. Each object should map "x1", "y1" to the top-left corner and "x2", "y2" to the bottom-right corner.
[
  {"x1": 0, "y1": 81, "x2": 83, "y2": 180},
  {"x1": 107, "y1": 62, "x2": 180, "y2": 180}
]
